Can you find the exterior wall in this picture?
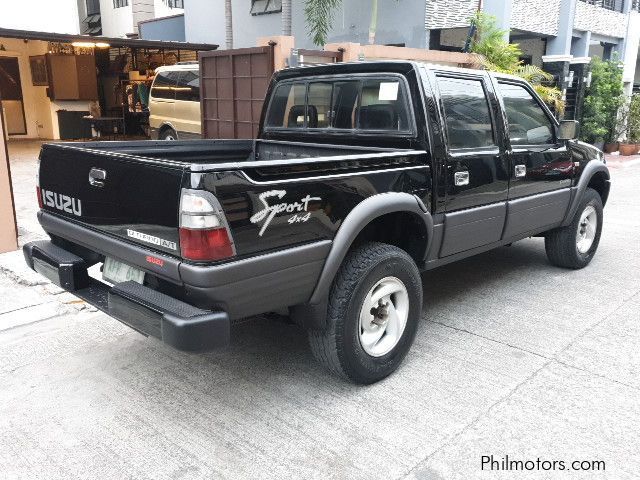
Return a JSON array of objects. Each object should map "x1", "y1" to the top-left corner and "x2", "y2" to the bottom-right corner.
[
  {"x1": 517, "y1": 37, "x2": 546, "y2": 66},
  {"x1": 510, "y1": 0, "x2": 561, "y2": 36},
  {"x1": 0, "y1": 101, "x2": 18, "y2": 253},
  {"x1": 100, "y1": 0, "x2": 134, "y2": 36},
  {"x1": 154, "y1": 0, "x2": 183, "y2": 18},
  {"x1": 0, "y1": 39, "x2": 55, "y2": 139},
  {"x1": 139, "y1": 14, "x2": 185, "y2": 41},
  {"x1": 620, "y1": 12, "x2": 640, "y2": 83},
  {"x1": 183, "y1": 0, "x2": 227, "y2": 46},
  {"x1": 574, "y1": 0, "x2": 627, "y2": 37},
  {"x1": 132, "y1": 0, "x2": 155, "y2": 33},
  {"x1": 425, "y1": 0, "x2": 476, "y2": 29},
  {"x1": 0, "y1": 0, "x2": 81, "y2": 34},
  {"x1": 185, "y1": 0, "x2": 429, "y2": 50}
]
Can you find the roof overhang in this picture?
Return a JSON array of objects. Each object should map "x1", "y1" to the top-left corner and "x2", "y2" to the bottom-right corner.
[{"x1": 0, "y1": 27, "x2": 217, "y2": 51}]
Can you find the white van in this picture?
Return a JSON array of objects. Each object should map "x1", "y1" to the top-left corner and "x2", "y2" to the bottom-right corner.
[{"x1": 149, "y1": 64, "x2": 201, "y2": 140}]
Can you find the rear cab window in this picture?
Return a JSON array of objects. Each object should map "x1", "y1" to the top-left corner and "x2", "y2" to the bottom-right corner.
[{"x1": 264, "y1": 75, "x2": 413, "y2": 134}]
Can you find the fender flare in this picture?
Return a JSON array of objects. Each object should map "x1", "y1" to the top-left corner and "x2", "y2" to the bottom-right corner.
[
  {"x1": 308, "y1": 192, "x2": 433, "y2": 305},
  {"x1": 561, "y1": 160, "x2": 610, "y2": 226}
]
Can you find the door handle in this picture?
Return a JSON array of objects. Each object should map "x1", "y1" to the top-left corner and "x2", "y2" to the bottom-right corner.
[
  {"x1": 454, "y1": 170, "x2": 470, "y2": 186},
  {"x1": 89, "y1": 167, "x2": 107, "y2": 187},
  {"x1": 515, "y1": 164, "x2": 526, "y2": 178}
]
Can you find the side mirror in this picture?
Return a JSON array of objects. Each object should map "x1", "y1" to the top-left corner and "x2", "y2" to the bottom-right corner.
[{"x1": 557, "y1": 120, "x2": 579, "y2": 141}]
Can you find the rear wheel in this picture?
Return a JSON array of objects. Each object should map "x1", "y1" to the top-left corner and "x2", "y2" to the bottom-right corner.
[
  {"x1": 160, "y1": 128, "x2": 177, "y2": 141},
  {"x1": 308, "y1": 242, "x2": 422, "y2": 384},
  {"x1": 545, "y1": 187, "x2": 603, "y2": 269}
]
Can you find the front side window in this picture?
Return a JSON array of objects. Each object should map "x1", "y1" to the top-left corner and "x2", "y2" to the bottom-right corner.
[
  {"x1": 498, "y1": 82, "x2": 554, "y2": 145},
  {"x1": 437, "y1": 76, "x2": 496, "y2": 149},
  {"x1": 264, "y1": 76, "x2": 411, "y2": 133}
]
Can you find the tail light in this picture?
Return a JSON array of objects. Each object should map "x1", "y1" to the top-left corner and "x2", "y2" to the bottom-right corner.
[
  {"x1": 36, "y1": 161, "x2": 43, "y2": 209},
  {"x1": 179, "y1": 189, "x2": 235, "y2": 261}
]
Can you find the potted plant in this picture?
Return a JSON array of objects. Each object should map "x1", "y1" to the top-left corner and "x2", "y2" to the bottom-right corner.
[
  {"x1": 618, "y1": 95, "x2": 640, "y2": 156},
  {"x1": 580, "y1": 57, "x2": 625, "y2": 150}
]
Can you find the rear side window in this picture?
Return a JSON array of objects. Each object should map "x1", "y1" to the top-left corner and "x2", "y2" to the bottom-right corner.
[
  {"x1": 498, "y1": 82, "x2": 554, "y2": 145},
  {"x1": 151, "y1": 71, "x2": 180, "y2": 100},
  {"x1": 264, "y1": 77, "x2": 411, "y2": 132},
  {"x1": 175, "y1": 70, "x2": 200, "y2": 102},
  {"x1": 437, "y1": 76, "x2": 496, "y2": 149}
]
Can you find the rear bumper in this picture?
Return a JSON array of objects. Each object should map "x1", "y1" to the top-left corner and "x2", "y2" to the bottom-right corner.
[{"x1": 23, "y1": 240, "x2": 230, "y2": 352}]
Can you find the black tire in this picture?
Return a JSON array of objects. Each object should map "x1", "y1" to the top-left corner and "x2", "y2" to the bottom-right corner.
[
  {"x1": 545, "y1": 187, "x2": 603, "y2": 269},
  {"x1": 159, "y1": 128, "x2": 177, "y2": 141},
  {"x1": 308, "y1": 242, "x2": 423, "y2": 384}
]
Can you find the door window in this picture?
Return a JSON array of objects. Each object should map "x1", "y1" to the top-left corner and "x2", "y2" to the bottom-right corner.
[
  {"x1": 150, "y1": 71, "x2": 180, "y2": 100},
  {"x1": 175, "y1": 70, "x2": 200, "y2": 102},
  {"x1": 498, "y1": 82, "x2": 554, "y2": 145},
  {"x1": 437, "y1": 76, "x2": 496, "y2": 149}
]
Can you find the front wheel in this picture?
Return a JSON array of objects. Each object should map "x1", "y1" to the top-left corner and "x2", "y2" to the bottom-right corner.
[
  {"x1": 159, "y1": 128, "x2": 177, "y2": 141},
  {"x1": 545, "y1": 187, "x2": 603, "y2": 269},
  {"x1": 308, "y1": 242, "x2": 423, "y2": 384}
]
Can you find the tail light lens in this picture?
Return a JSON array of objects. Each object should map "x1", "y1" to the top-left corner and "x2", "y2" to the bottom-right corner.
[
  {"x1": 179, "y1": 190, "x2": 235, "y2": 262},
  {"x1": 36, "y1": 186, "x2": 43, "y2": 209}
]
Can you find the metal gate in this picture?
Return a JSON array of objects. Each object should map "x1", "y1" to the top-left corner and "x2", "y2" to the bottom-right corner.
[{"x1": 199, "y1": 46, "x2": 275, "y2": 139}]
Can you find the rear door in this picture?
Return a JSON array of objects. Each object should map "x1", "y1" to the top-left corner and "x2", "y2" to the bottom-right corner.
[
  {"x1": 494, "y1": 79, "x2": 572, "y2": 239},
  {"x1": 433, "y1": 72, "x2": 509, "y2": 257}
]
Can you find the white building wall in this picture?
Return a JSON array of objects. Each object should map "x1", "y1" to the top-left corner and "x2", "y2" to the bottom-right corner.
[
  {"x1": 621, "y1": 12, "x2": 640, "y2": 83},
  {"x1": 574, "y1": 1, "x2": 627, "y2": 37},
  {"x1": 0, "y1": 39, "x2": 56, "y2": 139},
  {"x1": 183, "y1": 0, "x2": 226, "y2": 46},
  {"x1": 154, "y1": 0, "x2": 184, "y2": 18},
  {"x1": 0, "y1": 0, "x2": 81, "y2": 34},
  {"x1": 100, "y1": 0, "x2": 135, "y2": 37},
  {"x1": 510, "y1": 0, "x2": 561, "y2": 36},
  {"x1": 425, "y1": 0, "x2": 476, "y2": 29}
]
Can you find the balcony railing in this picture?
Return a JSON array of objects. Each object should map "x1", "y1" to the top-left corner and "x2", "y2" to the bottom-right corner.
[{"x1": 579, "y1": 0, "x2": 625, "y2": 13}]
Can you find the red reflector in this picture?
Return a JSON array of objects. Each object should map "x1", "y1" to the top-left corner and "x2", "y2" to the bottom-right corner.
[
  {"x1": 36, "y1": 186, "x2": 43, "y2": 209},
  {"x1": 179, "y1": 227, "x2": 234, "y2": 261}
]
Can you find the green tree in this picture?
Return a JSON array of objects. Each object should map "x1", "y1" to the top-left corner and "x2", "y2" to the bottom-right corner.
[
  {"x1": 468, "y1": 12, "x2": 564, "y2": 113},
  {"x1": 580, "y1": 57, "x2": 624, "y2": 144}
]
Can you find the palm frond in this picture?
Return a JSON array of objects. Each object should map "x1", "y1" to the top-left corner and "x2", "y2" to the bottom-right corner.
[{"x1": 304, "y1": 0, "x2": 342, "y2": 46}]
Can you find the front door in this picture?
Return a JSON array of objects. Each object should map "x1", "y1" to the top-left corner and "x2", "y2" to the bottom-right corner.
[
  {"x1": 434, "y1": 73, "x2": 509, "y2": 257},
  {"x1": 0, "y1": 57, "x2": 27, "y2": 135},
  {"x1": 494, "y1": 80, "x2": 572, "y2": 239}
]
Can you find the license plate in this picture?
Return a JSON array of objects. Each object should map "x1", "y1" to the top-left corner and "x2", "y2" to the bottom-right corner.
[{"x1": 103, "y1": 257, "x2": 145, "y2": 285}]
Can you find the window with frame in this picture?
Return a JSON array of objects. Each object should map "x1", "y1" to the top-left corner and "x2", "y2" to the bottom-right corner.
[
  {"x1": 437, "y1": 76, "x2": 496, "y2": 149},
  {"x1": 498, "y1": 82, "x2": 554, "y2": 145},
  {"x1": 163, "y1": 0, "x2": 184, "y2": 8},
  {"x1": 113, "y1": 0, "x2": 128, "y2": 8},
  {"x1": 175, "y1": 70, "x2": 199, "y2": 102},
  {"x1": 264, "y1": 77, "x2": 410, "y2": 132},
  {"x1": 150, "y1": 71, "x2": 180, "y2": 100},
  {"x1": 251, "y1": 0, "x2": 282, "y2": 15}
]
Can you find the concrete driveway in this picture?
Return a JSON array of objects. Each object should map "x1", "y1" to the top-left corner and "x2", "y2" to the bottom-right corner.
[{"x1": 1, "y1": 158, "x2": 639, "y2": 479}]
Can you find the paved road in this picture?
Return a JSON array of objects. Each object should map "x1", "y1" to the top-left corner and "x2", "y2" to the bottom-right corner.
[{"x1": 1, "y1": 159, "x2": 639, "y2": 480}]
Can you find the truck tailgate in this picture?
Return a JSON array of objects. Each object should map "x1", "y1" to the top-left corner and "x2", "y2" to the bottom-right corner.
[{"x1": 38, "y1": 143, "x2": 184, "y2": 256}]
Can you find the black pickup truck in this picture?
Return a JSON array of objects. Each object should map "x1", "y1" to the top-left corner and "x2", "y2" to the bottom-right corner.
[{"x1": 25, "y1": 61, "x2": 610, "y2": 384}]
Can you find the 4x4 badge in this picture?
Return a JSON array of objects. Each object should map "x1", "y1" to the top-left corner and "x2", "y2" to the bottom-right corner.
[{"x1": 250, "y1": 190, "x2": 320, "y2": 237}]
